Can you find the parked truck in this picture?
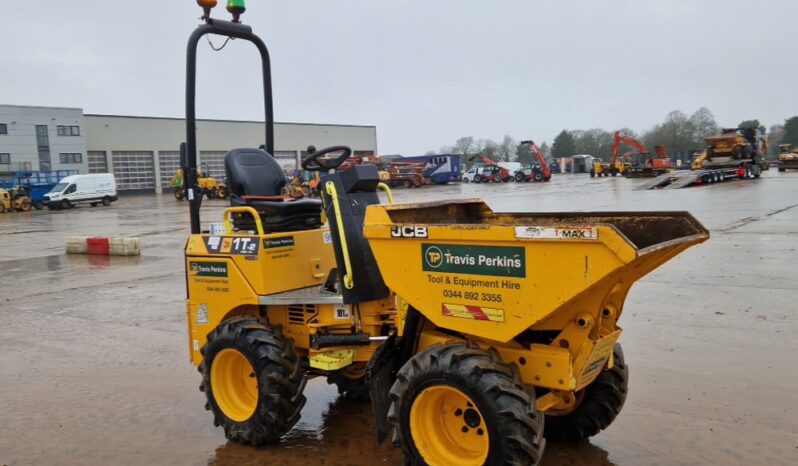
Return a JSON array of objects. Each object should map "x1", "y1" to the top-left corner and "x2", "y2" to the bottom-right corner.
[{"x1": 640, "y1": 127, "x2": 767, "y2": 189}]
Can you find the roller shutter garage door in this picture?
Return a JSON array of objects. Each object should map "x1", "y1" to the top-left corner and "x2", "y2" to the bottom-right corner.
[
  {"x1": 159, "y1": 151, "x2": 180, "y2": 188},
  {"x1": 199, "y1": 151, "x2": 226, "y2": 181},
  {"x1": 274, "y1": 151, "x2": 298, "y2": 173},
  {"x1": 112, "y1": 151, "x2": 155, "y2": 190},
  {"x1": 87, "y1": 151, "x2": 108, "y2": 173}
]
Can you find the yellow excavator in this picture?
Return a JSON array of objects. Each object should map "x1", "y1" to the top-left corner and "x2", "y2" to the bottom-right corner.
[{"x1": 180, "y1": 3, "x2": 710, "y2": 465}]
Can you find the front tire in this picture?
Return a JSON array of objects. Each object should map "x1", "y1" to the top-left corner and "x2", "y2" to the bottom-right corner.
[
  {"x1": 199, "y1": 317, "x2": 307, "y2": 445},
  {"x1": 61, "y1": 199, "x2": 72, "y2": 209},
  {"x1": 544, "y1": 343, "x2": 628, "y2": 443},
  {"x1": 389, "y1": 342, "x2": 545, "y2": 466}
]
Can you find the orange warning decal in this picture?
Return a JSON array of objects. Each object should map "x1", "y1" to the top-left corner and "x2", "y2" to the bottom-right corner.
[{"x1": 441, "y1": 303, "x2": 504, "y2": 322}]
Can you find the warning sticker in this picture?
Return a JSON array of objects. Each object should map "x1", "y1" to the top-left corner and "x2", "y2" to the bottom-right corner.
[
  {"x1": 441, "y1": 303, "x2": 504, "y2": 322},
  {"x1": 514, "y1": 226, "x2": 598, "y2": 240}
]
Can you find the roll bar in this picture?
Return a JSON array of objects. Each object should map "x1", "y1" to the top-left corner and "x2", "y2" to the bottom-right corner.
[{"x1": 184, "y1": 18, "x2": 274, "y2": 234}]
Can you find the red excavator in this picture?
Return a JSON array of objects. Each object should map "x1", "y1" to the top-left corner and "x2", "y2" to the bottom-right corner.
[
  {"x1": 515, "y1": 140, "x2": 552, "y2": 182},
  {"x1": 591, "y1": 131, "x2": 669, "y2": 178},
  {"x1": 624, "y1": 144, "x2": 671, "y2": 178}
]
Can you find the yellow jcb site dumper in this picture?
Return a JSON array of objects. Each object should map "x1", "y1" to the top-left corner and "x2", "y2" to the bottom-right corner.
[
  {"x1": 182, "y1": 3, "x2": 709, "y2": 465},
  {"x1": 778, "y1": 144, "x2": 798, "y2": 171}
]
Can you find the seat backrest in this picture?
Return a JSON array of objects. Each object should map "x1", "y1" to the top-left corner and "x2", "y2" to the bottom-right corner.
[
  {"x1": 320, "y1": 165, "x2": 389, "y2": 304},
  {"x1": 225, "y1": 148, "x2": 286, "y2": 198}
]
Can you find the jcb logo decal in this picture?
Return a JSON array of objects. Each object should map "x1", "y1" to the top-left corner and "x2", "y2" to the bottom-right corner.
[
  {"x1": 391, "y1": 226, "x2": 428, "y2": 238},
  {"x1": 424, "y1": 246, "x2": 443, "y2": 268}
]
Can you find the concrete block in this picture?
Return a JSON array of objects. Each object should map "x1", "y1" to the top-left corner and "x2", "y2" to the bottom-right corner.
[{"x1": 66, "y1": 236, "x2": 141, "y2": 256}]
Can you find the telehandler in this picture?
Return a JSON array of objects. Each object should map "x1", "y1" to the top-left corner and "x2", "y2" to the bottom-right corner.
[{"x1": 183, "y1": 2, "x2": 709, "y2": 464}]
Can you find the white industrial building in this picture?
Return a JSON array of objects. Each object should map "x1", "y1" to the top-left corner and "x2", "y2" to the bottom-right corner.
[{"x1": 0, "y1": 105, "x2": 378, "y2": 192}]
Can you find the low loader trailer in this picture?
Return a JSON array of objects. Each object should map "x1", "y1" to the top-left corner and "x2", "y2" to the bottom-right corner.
[{"x1": 638, "y1": 157, "x2": 762, "y2": 190}]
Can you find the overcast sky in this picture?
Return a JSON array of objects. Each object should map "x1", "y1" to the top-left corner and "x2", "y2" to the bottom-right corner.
[{"x1": 2, "y1": 1, "x2": 796, "y2": 155}]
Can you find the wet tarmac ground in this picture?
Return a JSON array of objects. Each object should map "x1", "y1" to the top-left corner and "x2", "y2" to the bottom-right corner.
[{"x1": 1, "y1": 171, "x2": 797, "y2": 465}]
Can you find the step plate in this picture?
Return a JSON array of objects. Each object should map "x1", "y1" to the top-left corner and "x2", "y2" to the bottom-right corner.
[{"x1": 259, "y1": 285, "x2": 343, "y2": 305}]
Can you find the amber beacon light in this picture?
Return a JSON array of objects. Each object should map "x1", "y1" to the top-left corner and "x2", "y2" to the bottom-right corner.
[{"x1": 196, "y1": 0, "x2": 217, "y2": 19}]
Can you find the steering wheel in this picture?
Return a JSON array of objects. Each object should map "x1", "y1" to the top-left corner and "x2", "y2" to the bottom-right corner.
[{"x1": 301, "y1": 145, "x2": 353, "y2": 171}]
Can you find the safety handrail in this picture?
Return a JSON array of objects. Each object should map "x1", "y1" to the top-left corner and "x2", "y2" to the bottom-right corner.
[
  {"x1": 223, "y1": 206, "x2": 264, "y2": 235},
  {"x1": 376, "y1": 182, "x2": 394, "y2": 204},
  {"x1": 324, "y1": 181, "x2": 354, "y2": 289}
]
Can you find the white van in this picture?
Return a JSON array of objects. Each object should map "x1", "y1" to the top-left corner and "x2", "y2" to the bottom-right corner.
[
  {"x1": 43, "y1": 174, "x2": 118, "y2": 209},
  {"x1": 461, "y1": 166, "x2": 484, "y2": 183}
]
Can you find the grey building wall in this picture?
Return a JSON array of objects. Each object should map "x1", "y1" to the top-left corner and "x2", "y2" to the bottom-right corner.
[
  {"x1": 0, "y1": 105, "x2": 88, "y2": 174},
  {"x1": 0, "y1": 105, "x2": 378, "y2": 192},
  {"x1": 84, "y1": 114, "x2": 378, "y2": 192}
]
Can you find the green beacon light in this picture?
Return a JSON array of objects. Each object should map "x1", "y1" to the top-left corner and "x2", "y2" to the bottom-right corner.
[
  {"x1": 227, "y1": 0, "x2": 246, "y2": 23},
  {"x1": 197, "y1": 0, "x2": 218, "y2": 19}
]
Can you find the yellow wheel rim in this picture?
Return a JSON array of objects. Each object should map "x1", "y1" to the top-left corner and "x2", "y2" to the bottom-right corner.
[
  {"x1": 409, "y1": 385, "x2": 489, "y2": 466},
  {"x1": 210, "y1": 348, "x2": 259, "y2": 422}
]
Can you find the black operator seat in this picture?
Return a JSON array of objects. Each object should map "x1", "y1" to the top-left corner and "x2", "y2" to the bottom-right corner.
[{"x1": 224, "y1": 148, "x2": 322, "y2": 232}]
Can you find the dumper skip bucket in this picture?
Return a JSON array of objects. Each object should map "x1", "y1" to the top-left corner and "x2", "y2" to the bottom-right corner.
[{"x1": 364, "y1": 199, "x2": 709, "y2": 343}]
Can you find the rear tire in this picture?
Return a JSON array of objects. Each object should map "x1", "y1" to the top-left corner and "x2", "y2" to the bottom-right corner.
[
  {"x1": 19, "y1": 200, "x2": 31, "y2": 212},
  {"x1": 590, "y1": 170, "x2": 596, "y2": 178},
  {"x1": 533, "y1": 172, "x2": 544, "y2": 182},
  {"x1": 389, "y1": 342, "x2": 545, "y2": 466},
  {"x1": 174, "y1": 189, "x2": 185, "y2": 201},
  {"x1": 199, "y1": 317, "x2": 307, "y2": 445},
  {"x1": 90, "y1": 202, "x2": 98, "y2": 207},
  {"x1": 515, "y1": 173, "x2": 524, "y2": 182},
  {"x1": 33, "y1": 201, "x2": 43, "y2": 210},
  {"x1": 544, "y1": 343, "x2": 628, "y2": 443},
  {"x1": 493, "y1": 174, "x2": 502, "y2": 183},
  {"x1": 462, "y1": 178, "x2": 469, "y2": 183},
  {"x1": 473, "y1": 174, "x2": 482, "y2": 183}
]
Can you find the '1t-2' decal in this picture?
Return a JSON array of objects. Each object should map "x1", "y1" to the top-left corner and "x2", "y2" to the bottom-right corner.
[{"x1": 204, "y1": 236, "x2": 260, "y2": 255}]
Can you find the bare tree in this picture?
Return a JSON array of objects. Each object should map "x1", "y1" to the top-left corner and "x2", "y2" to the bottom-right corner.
[
  {"x1": 452, "y1": 137, "x2": 475, "y2": 157},
  {"x1": 497, "y1": 135, "x2": 516, "y2": 162},
  {"x1": 689, "y1": 107, "x2": 719, "y2": 144}
]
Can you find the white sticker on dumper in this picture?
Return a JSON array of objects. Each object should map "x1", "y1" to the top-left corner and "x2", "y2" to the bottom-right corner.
[{"x1": 514, "y1": 226, "x2": 598, "y2": 240}]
